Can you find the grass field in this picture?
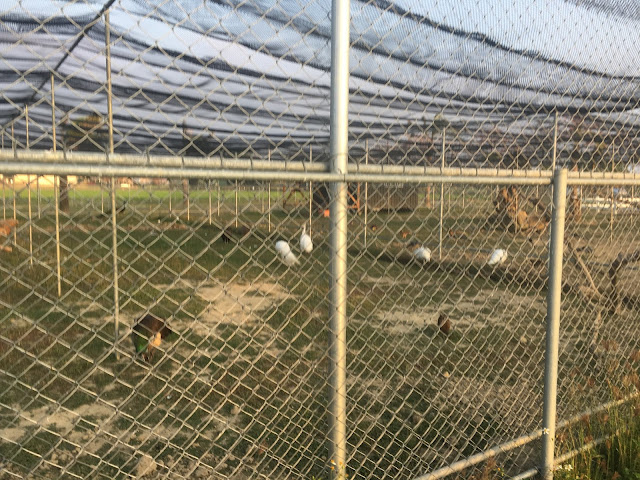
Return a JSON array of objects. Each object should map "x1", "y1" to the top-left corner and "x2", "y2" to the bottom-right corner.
[{"x1": 1, "y1": 182, "x2": 639, "y2": 479}]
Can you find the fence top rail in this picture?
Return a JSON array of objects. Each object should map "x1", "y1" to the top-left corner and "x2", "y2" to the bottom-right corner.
[
  {"x1": 1, "y1": 149, "x2": 552, "y2": 177},
  {"x1": 0, "y1": 161, "x2": 550, "y2": 186},
  {"x1": 2, "y1": 150, "x2": 640, "y2": 185}
]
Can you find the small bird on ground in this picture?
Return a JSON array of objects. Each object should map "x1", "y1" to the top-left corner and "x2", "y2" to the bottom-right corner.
[
  {"x1": 448, "y1": 229, "x2": 469, "y2": 240},
  {"x1": 300, "y1": 223, "x2": 313, "y2": 253},
  {"x1": 221, "y1": 225, "x2": 251, "y2": 243},
  {"x1": 115, "y1": 201, "x2": 127, "y2": 214},
  {"x1": 437, "y1": 313, "x2": 452, "y2": 334},
  {"x1": 131, "y1": 313, "x2": 177, "y2": 362},
  {"x1": 275, "y1": 240, "x2": 298, "y2": 266},
  {"x1": 98, "y1": 201, "x2": 128, "y2": 218},
  {"x1": 487, "y1": 248, "x2": 507, "y2": 266}
]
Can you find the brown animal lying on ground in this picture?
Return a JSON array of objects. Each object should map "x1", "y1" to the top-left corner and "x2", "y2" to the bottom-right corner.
[
  {"x1": 0, "y1": 219, "x2": 18, "y2": 237},
  {"x1": 493, "y1": 186, "x2": 548, "y2": 234},
  {"x1": 0, "y1": 219, "x2": 18, "y2": 251},
  {"x1": 448, "y1": 229, "x2": 469, "y2": 240}
]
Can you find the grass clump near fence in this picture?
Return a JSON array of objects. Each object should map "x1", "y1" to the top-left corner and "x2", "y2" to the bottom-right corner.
[{"x1": 556, "y1": 396, "x2": 640, "y2": 480}]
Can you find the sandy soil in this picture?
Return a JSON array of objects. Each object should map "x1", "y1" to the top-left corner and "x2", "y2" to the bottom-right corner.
[{"x1": 376, "y1": 288, "x2": 546, "y2": 333}]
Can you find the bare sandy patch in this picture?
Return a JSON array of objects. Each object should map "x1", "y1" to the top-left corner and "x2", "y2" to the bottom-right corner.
[
  {"x1": 362, "y1": 275, "x2": 411, "y2": 286},
  {"x1": 1, "y1": 398, "x2": 232, "y2": 456},
  {"x1": 0, "y1": 402, "x2": 114, "y2": 446},
  {"x1": 376, "y1": 289, "x2": 546, "y2": 332},
  {"x1": 192, "y1": 280, "x2": 292, "y2": 330}
]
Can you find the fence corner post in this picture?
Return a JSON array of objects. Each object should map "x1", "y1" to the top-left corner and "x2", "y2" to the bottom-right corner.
[{"x1": 541, "y1": 167, "x2": 568, "y2": 479}]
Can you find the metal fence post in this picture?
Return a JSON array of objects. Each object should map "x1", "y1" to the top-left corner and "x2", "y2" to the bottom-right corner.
[
  {"x1": 541, "y1": 167, "x2": 568, "y2": 479},
  {"x1": 328, "y1": 0, "x2": 349, "y2": 477}
]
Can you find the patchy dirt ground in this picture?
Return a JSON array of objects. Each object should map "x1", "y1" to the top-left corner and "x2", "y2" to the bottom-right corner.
[
  {"x1": 375, "y1": 288, "x2": 546, "y2": 332},
  {"x1": 142, "y1": 279, "x2": 294, "y2": 336},
  {"x1": 195, "y1": 280, "x2": 292, "y2": 326}
]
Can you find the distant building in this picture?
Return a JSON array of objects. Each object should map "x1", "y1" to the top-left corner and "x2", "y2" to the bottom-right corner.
[{"x1": 1, "y1": 174, "x2": 79, "y2": 186}]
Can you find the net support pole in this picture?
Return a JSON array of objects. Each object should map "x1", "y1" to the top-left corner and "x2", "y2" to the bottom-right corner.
[
  {"x1": 364, "y1": 139, "x2": 368, "y2": 249},
  {"x1": 105, "y1": 10, "x2": 120, "y2": 359},
  {"x1": 25, "y1": 105, "x2": 29, "y2": 149},
  {"x1": 1, "y1": 126, "x2": 4, "y2": 220},
  {"x1": 309, "y1": 145, "x2": 313, "y2": 235},
  {"x1": 268, "y1": 149, "x2": 271, "y2": 232},
  {"x1": 54, "y1": 176, "x2": 62, "y2": 297},
  {"x1": 328, "y1": 0, "x2": 349, "y2": 477},
  {"x1": 610, "y1": 149, "x2": 615, "y2": 244},
  {"x1": 26, "y1": 107, "x2": 33, "y2": 265},
  {"x1": 33, "y1": 95, "x2": 40, "y2": 221},
  {"x1": 551, "y1": 112, "x2": 558, "y2": 171},
  {"x1": 27, "y1": 103, "x2": 41, "y2": 219},
  {"x1": 52, "y1": 73, "x2": 62, "y2": 297},
  {"x1": 208, "y1": 179, "x2": 212, "y2": 225},
  {"x1": 261, "y1": 176, "x2": 265, "y2": 214},
  {"x1": 11, "y1": 122, "x2": 16, "y2": 244},
  {"x1": 28, "y1": 174, "x2": 33, "y2": 265},
  {"x1": 438, "y1": 128, "x2": 446, "y2": 259},
  {"x1": 186, "y1": 179, "x2": 190, "y2": 221},
  {"x1": 37, "y1": 172, "x2": 40, "y2": 219},
  {"x1": 2, "y1": 171, "x2": 5, "y2": 220},
  {"x1": 541, "y1": 167, "x2": 567, "y2": 480}
]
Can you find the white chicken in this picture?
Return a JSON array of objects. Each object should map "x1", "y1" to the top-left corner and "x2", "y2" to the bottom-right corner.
[
  {"x1": 487, "y1": 248, "x2": 507, "y2": 266},
  {"x1": 408, "y1": 241, "x2": 430, "y2": 262},
  {"x1": 275, "y1": 240, "x2": 299, "y2": 266},
  {"x1": 300, "y1": 223, "x2": 313, "y2": 253},
  {"x1": 413, "y1": 246, "x2": 431, "y2": 262}
]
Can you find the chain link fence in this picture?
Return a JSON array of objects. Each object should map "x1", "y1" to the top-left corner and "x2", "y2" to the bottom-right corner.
[{"x1": 2, "y1": 1, "x2": 640, "y2": 479}]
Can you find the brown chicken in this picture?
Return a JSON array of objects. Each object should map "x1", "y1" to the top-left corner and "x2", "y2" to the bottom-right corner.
[
  {"x1": 0, "y1": 219, "x2": 18, "y2": 252},
  {"x1": 437, "y1": 313, "x2": 452, "y2": 334},
  {"x1": 0, "y1": 219, "x2": 18, "y2": 237}
]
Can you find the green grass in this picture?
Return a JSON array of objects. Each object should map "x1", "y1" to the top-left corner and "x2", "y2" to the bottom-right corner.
[
  {"x1": 1, "y1": 183, "x2": 640, "y2": 479},
  {"x1": 556, "y1": 397, "x2": 640, "y2": 480}
]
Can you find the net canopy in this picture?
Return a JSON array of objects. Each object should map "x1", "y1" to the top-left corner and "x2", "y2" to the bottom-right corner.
[{"x1": 2, "y1": 0, "x2": 640, "y2": 164}]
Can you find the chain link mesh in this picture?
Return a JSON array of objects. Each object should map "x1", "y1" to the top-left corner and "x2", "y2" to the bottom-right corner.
[{"x1": 2, "y1": 1, "x2": 640, "y2": 479}]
